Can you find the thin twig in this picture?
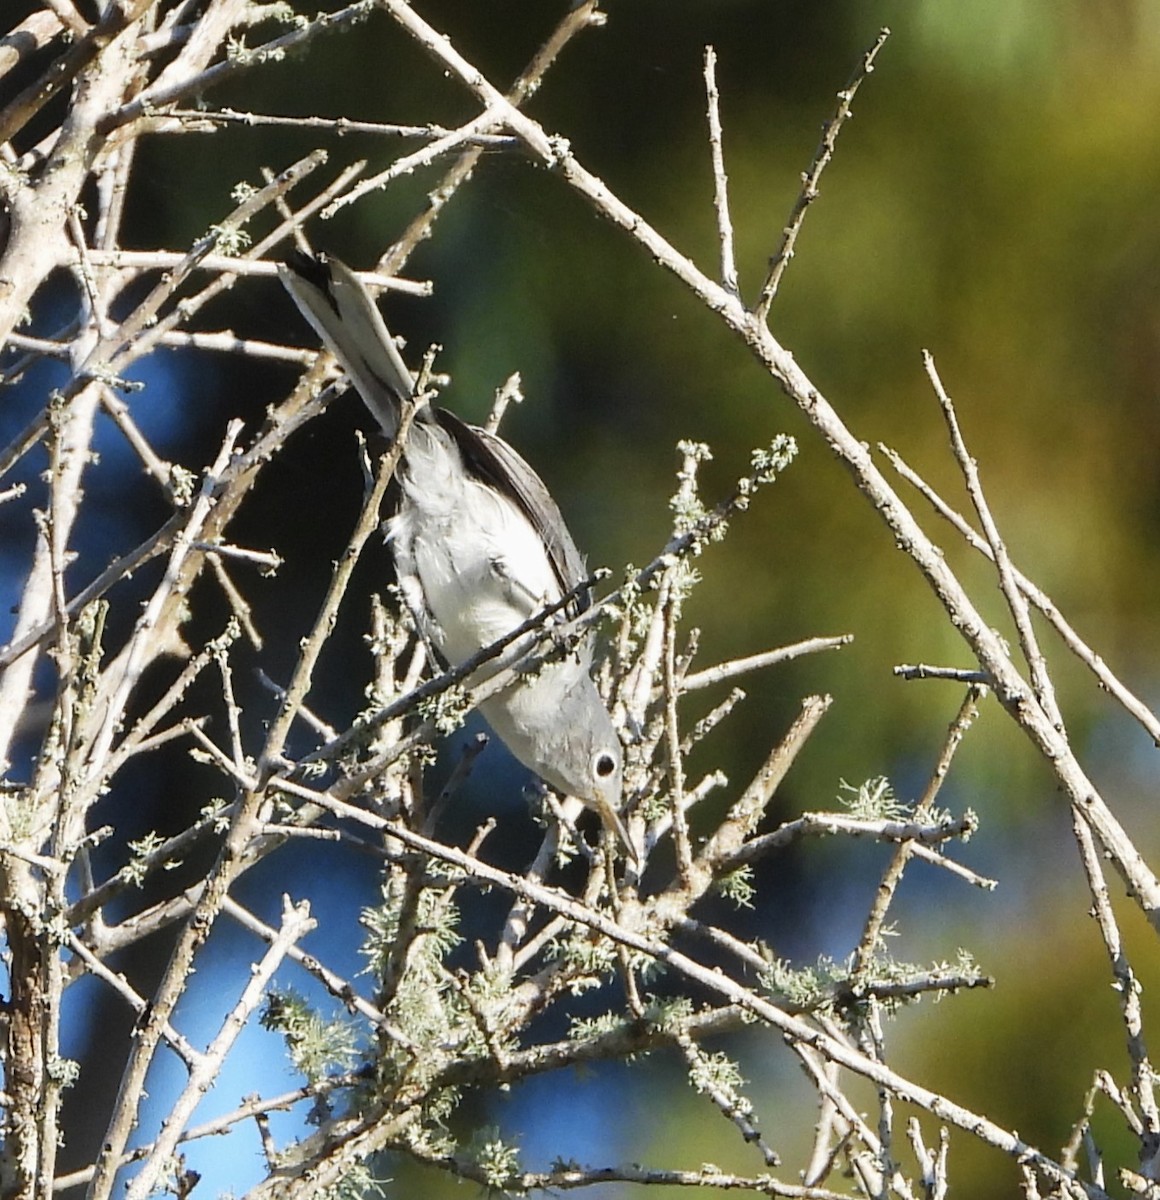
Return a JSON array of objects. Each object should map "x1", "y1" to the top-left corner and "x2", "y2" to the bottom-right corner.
[
  {"x1": 380, "y1": 0, "x2": 606, "y2": 274},
  {"x1": 51, "y1": 1077, "x2": 361, "y2": 1192},
  {"x1": 852, "y1": 685, "x2": 986, "y2": 980},
  {"x1": 122, "y1": 897, "x2": 316, "y2": 1200},
  {"x1": 895, "y1": 663, "x2": 990, "y2": 684},
  {"x1": 681, "y1": 635, "x2": 851, "y2": 690},
  {"x1": 103, "y1": 1, "x2": 382, "y2": 132},
  {"x1": 923, "y1": 351, "x2": 1064, "y2": 732},
  {"x1": 1069, "y1": 814, "x2": 1160, "y2": 1148},
  {"x1": 674, "y1": 1022, "x2": 780, "y2": 1166},
  {"x1": 882, "y1": 441, "x2": 1160, "y2": 746},
  {"x1": 722, "y1": 809, "x2": 978, "y2": 871},
  {"x1": 484, "y1": 371, "x2": 523, "y2": 435},
  {"x1": 754, "y1": 27, "x2": 890, "y2": 320},
  {"x1": 162, "y1": 106, "x2": 520, "y2": 146},
  {"x1": 220, "y1": 896, "x2": 414, "y2": 1050},
  {"x1": 703, "y1": 46, "x2": 739, "y2": 297},
  {"x1": 65, "y1": 936, "x2": 201, "y2": 1069},
  {"x1": 64, "y1": 248, "x2": 427, "y2": 295},
  {"x1": 663, "y1": 582, "x2": 694, "y2": 883},
  {"x1": 259, "y1": 411, "x2": 413, "y2": 773},
  {"x1": 322, "y1": 108, "x2": 505, "y2": 220}
]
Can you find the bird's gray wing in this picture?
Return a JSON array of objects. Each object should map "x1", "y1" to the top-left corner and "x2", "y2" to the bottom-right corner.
[
  {"x1": 278, "y1": 251, "x2": 415, "y2": 438},
  {"x1": 280, "y1": 252, "x2": 591, "y2": 613},
  {"x1": 435, "y1": 408, "x2": 591, "y2": 613}
]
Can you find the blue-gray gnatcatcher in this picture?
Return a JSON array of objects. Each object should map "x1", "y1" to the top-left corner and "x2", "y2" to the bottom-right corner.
[{"x1": 279, "y1": 253, "x2": 633, "y2": 859}]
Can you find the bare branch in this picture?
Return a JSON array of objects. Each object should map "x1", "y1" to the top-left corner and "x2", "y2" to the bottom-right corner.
[
  {"x1": 754, "y1": 27, "x2": 891, "y2": 320},
  {"x1": 703, "y1": 46, "x2": 739, "y2": 297},
  {"x1": 882, "y1": 442, "x2": 1160, "y2": 746}
]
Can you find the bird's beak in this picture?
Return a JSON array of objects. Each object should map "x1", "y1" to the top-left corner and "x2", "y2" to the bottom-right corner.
[{"x1": 596, "y1": 799, "x2": 639, "y2": 868}]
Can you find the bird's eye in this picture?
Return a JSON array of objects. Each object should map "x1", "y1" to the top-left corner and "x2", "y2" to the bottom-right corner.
[{"x1": 594, "y1": 752, "x2": 618, "y2": 779}]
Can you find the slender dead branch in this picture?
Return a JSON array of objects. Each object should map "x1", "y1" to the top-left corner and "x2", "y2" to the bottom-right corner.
[{"x1": 754, "y1": 27, "x2": 891, "y2": 319}]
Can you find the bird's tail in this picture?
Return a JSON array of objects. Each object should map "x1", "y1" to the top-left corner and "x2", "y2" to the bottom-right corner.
[{"x1": 278, "y1": 251, "x2": 416, "y2": 439}]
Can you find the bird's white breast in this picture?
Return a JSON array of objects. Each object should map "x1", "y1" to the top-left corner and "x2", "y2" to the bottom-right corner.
[{"x1": 389, "y1": 422, "x2": 565, "y2": 668}]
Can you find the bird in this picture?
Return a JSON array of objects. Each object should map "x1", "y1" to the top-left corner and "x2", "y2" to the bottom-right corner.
[{"x1": 278, "y1": 251, "x2": 633, "y2": 861}]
